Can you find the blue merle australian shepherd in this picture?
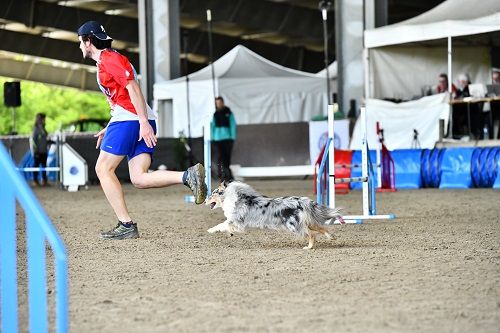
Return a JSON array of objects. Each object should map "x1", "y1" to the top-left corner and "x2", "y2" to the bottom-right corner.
[{"x1": 205, "y1": 181, "x2": 345, "y2": 249}]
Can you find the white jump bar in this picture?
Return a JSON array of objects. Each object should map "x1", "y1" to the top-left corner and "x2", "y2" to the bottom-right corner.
[
  {"x1": 334, "y1": 176, "x2": 368, "y2": 184},
  {"x1": 344, "y1": 214, "x2": 396, "y2": 220},
  {"x1": 17, "y1": 167, "x2": 61, "y2": 172}
]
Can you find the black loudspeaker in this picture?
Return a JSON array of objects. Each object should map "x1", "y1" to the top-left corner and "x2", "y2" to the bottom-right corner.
[{"x1": 4, "y1": 81, "x2": 21, "y2": 107}]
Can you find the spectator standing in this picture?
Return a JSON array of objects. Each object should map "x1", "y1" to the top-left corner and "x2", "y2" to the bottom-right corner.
[{"x1": 211, "y1": 96, "x2": 237, "y2": 182}]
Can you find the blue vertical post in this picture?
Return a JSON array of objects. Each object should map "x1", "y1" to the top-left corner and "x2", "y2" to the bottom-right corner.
[
  {"x1": 325, "y1": 157, "x2": 330, "y2": 206},
  {"x1": 27, "y1": 211, "x2": 48, "y2": 333},
  {"x1": 0, "y1": 186, "x2": 18, "y2": 333},
  {"x1": 204, "y1": 123, "x2": 212, "y2": 194},
  {"x1": 55, "y1": 255, "x2": 68, "y2": 332},
  {"x1": 367, "y1": 149, "x2": 377, "y2": 215},
  {"x1": 316, "y1": 138, "x2": 331, "y2": 205}
]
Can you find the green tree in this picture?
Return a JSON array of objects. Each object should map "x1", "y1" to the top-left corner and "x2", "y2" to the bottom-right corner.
[{"x1": 0, "y1": 77, "x2": 109, "y2": 135}]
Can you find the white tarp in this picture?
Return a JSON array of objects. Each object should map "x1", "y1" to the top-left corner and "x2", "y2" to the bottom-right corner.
[
  {"x1": 365, "y1": 0, "x2": 500, "y2": 48},
  {"x1": 154, "y1": 45, "x2": 327, "y2": 137},
  {"x1": 350, "y1": 93, "x2": 450, "y2": 150}
]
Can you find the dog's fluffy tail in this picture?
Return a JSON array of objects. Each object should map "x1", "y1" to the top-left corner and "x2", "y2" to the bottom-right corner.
[{"x1": 307, "y1": 202, "x2": 345, "y2": 225}]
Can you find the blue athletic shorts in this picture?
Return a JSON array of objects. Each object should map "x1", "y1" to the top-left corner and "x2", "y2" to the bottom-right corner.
[{"x1": 100, "y1": 120, "x2": 157, "y2": 160}]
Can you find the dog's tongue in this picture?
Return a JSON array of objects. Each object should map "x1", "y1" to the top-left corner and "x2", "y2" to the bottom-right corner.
[{"x1": 210, "y1": 202, "x2": 216, "y2": 209}]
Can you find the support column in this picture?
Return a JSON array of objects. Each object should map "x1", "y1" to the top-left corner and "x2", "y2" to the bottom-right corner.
[
  {"x1": 335, "y1": 0, "x2": 364, "y2": 117},
  {"x1": 375, "y1": 0, "x2": 388, "y2": 28},
  {"x1": 138, "y1": 0, "x2": 180, "y2": 105}
]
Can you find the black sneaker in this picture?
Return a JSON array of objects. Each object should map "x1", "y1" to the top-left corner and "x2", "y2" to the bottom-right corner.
[
  {"x1": 186, "y1": 163, "x2": 208, "y2": 204},
  {"x1": 100, "y1": 222, "x2": 139, "y2": 240}
]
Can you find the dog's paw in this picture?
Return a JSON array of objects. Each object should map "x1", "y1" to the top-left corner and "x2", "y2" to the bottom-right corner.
[
  {"x1": 303, "y1": 246, "x2": 313, "y2": 250},
  {"x1": 207, "y1": 227, "x2": 218, "y2": 233}
]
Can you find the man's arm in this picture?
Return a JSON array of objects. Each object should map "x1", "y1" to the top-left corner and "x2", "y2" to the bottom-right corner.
[{"x1": 126, "y1": 80, "x2": 157, "y2": 148}]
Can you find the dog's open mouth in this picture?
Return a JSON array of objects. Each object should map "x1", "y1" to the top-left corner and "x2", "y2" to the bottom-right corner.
[{"x1": 209, "y1": 202, "x2": 216, "y2": 209}]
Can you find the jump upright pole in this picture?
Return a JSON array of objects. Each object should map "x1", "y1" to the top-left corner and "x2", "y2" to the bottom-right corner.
[{"x1": 323, "y1": 105, "x2": 395, "y2": 223}]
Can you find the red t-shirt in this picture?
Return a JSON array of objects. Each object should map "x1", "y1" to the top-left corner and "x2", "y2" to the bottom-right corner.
[{"x1": 97, "y1": 49, "x2": 137, "y2": 114}]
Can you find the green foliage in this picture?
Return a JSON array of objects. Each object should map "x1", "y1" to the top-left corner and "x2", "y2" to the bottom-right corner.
[{"x1": 0, "y1": 77, "x2": 109, "y2": 135}]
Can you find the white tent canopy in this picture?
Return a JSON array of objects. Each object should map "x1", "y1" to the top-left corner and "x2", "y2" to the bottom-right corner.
[
  {"x1": 154, "y1": 45, "x2": 327, "y2": 137},
  {"x1": 363, "y1": 0, "x2": 500, "y2": 100},
  {"x1": 315, "y1": 61, "x2": 337, "y2": 79},
  {"x1": 365, "y1": 0, "x2": 500, "y2": 48}
]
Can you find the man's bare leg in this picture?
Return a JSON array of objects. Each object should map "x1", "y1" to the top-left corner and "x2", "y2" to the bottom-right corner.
[
  {"x1": 128, "y1": 153, "x2": 183, "y2": 188},
  {"x1": 95, "y1": 151, "x2": 131, "y2": 222},
  {"x1": 128, "y1": 153, "x2": 207, "y2": 204}
]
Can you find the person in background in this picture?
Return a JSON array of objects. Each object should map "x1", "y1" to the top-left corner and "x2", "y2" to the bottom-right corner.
[
  {"x1": 435, "y1": 73, "x2": 456, "y2": 97},
  {"x1": 492, "y1": 68, "x2": 500, "y2": 84},
  {"x1": 30, "y1": 113, "x2": 50, "y2": 186},
  {"x1": 455, "y1": 73, "x2": 471, "y2": 99},
  {"x1": 450, "y1": 73, "x2": 473, "y2": 138},
  {"x1": 490, "y1": 68, "x2": 500, "y2": 138},
  {"x1": 211, "y1": 96, "x2": 237, "y2": 182}
]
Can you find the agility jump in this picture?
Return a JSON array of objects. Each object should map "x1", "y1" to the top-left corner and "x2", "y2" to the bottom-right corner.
[
  {"x1": 14, "y1": 131, "x2": 88, "y2": 192},
  {"x1": 316, "y1": 105, "x2": 395, "y2": 223}
]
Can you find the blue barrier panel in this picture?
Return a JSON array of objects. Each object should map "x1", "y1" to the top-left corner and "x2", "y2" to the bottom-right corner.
[
  {"x1": 471, "y1": 147, "x2": 482, "y2": 187},
  {"x1": 420, "y1": 148, "x2": 447, "y2": 188},
  {"x1": 430, "y1": 148, "x2": 446, "y2": 188},
  {"x1": 350, "y1": 150, "x2": 379, "y2": 190},
  {"x1": 479, "y1": 148, "x2": 493, "y2": 187},
  {"x1": 420, "y1": 149, "x2": 431, "y2": 187},
  {"x1": 0, "y1": 143, "x2": 68, "y2": 333},
  {"x1": 439, "y1": 147, "x2": 475, "y2": 189},
  {"x1": 391, "y1": 149, "x2": 422, "y2": 189},
  {"x1": 471, "y1": 147, "x2": 500, "y2": 188},
  {"x1": 486, "y1": 148, "x2": 500, "y2": 187},
  {"x1": 494, "y1": 149, "x2": 500, "y2": 189}
]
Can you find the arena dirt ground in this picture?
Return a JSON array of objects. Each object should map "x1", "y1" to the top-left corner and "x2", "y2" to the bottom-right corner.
[{"x1": 15, "y1": 180, "x2": 500, "y2": 332}]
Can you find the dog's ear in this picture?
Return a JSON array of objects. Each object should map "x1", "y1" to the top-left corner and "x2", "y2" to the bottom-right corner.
[{"x1": 222, "y1": 179, "x2": 233, "y2": 187}]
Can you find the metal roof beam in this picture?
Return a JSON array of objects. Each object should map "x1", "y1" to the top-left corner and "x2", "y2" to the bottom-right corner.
[
  {"x1": 180, "y1": 0, "x2": 329, "y2": 45},
  {"x1": 0, "y1": 29, "x2": 139, "y2": 71},
  {"x1": 0, "y1": 57, "x2": 100, "y2": 91},
  {"x1": 1, "y1": 0, "x2": 138, "y2": 44}
]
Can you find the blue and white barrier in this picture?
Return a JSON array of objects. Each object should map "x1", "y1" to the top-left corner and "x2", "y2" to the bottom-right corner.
[
  {"x1": 0, "y1": 143, "x2": 68, "y2": 333},
  {"x1": 440, "y1": 148, "x2": 474, "y2": 189}
]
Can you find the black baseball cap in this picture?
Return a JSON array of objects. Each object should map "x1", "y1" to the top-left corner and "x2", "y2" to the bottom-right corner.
[{"x1": 77, "y1": 21, "x2": 112, "y2": 40}]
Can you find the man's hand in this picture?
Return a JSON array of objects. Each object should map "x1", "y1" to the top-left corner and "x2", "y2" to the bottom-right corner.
[
  {"x1": 139, "y1": 121, "x2": 157, "y2": 148},
  {"x1": 94, "y1": 128, "x2": 107, "y2": 149}
]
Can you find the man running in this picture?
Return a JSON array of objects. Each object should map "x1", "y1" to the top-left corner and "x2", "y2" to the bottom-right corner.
[{"x1": 77, "y1": 21, "x2": 207, "y2": 239}]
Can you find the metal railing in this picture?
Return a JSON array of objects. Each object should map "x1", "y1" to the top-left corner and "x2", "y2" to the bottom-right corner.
[{"x1": 0, "y1": 143, "x2": 68, "y2": 333}]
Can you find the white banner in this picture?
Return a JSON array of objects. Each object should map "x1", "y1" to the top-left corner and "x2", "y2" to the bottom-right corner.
[
  {"x1": 309, "y1": 119, "x2": 350, "y2": 165},
  {"x1": 350, "y1": 93, "x2": 450, "y2": 150}
]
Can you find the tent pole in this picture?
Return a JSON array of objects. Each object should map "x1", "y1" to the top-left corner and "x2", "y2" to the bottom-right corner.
[
  {"x1": 206, "y1": 9, "x2": 217, "y2": 105},
  {"x1": 447, "y1": 36, "x2": 452, "y2": 92},
  {"x1": 320, "y1": 1, "x2": 332, "y2": 104},
  {"x1": 363, "y1": 48, "x2": 369, "y2": 100},
  {"x1": 182, "y1": 30, "x2": 194, "y2": 165},
  {"x1": 447, "y1": 36, "x2": 452, "y2": 138}
]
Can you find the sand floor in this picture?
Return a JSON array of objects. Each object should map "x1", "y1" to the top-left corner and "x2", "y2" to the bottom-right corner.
[{"x1": 13, "y1": 180, "x2": 500, "y2": 332}]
